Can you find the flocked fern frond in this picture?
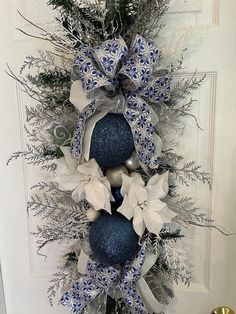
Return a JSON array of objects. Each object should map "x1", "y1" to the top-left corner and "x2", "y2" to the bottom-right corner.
[
  {"x1": 127, "y1": 0, "x2": 171, "y2": 40},
  {"x1": 7, "y1": 144, "x2": 57, "y2": 171},
  {"x1": 171, "y1": 72, "x2": 206, "y2": 105},
  {"x1": 160, "y1": 150, "x2": 212, "y2": 188},
  {"x1": 144, "y1": 226, "x2": 184, "y2": 255},
  {"x1": 167, "y1": 195, "x2": 213, "y2": 225},
  {"x1": 47, "y1": 266, "x2": 80, "y2": 306},
  {"x1": 29, "y1": 183, "x2": 89, "y2": 257},
  {"x1": 154, "y1": 243, "x2": 192, "y2": 286}
]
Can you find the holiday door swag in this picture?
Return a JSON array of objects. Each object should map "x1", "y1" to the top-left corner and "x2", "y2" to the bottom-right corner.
[{"x1": 7, "y1": 1, "x2": 220, "y2": 313}]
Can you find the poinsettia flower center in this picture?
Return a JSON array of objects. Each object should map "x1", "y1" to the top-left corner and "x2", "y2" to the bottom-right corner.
[
  {"x1": 137, "y1": 200, "x2": 148, "y2": 210},
  {"x1": 81, "y1": 177, "x2": 91, "y2": 185}
]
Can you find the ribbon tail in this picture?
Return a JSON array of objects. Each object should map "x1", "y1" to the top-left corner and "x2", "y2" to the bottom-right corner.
[
  {"x1": 137, "y1": 278, "x2": 164, "y2": 314},
  {"x1": 71, "y1": 100, "x2": 97, "y2": 160},
  {"x1": 60, "y1": 278, "x2": 101, "y2": 314},
  {"x1": 122, "y1": 288, "x2": 148, "y2": 314},
  {"x1": 123, "y1": 93, "x2": 160, "y2": 171},
  {"x1": 118, "y1": 246, "x2": 148, "y2": 314},
  {"x1": 84, "y1": 292, "x2": 107, "y2": 314},
  {"x1": 137, "y1": 251, "x2": 164, "y2": 313}
]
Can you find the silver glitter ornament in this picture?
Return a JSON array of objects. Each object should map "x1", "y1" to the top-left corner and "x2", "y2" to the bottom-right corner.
[
  {"x1": 124, "y1": 152, "x2": 140, "y2": 171},
  {"x1": 106, "y1": 166, "x2": 129, "y2": 187}
]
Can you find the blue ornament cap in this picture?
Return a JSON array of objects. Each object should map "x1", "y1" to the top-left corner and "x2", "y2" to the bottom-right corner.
[
  {"x1": 89, "y1": 212, "x2": 140, "y2": 265},
  {"x1": 89, "y1": 113, "x2": 135, "y2": 168}
]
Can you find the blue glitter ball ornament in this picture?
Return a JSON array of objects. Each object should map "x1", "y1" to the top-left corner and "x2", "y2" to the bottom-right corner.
[
  {"x1": 111, "y1": 187, "x2": 124, "y2": 206},
  {"x1": 89, "y1": 212, "x2": 139, "y2": 265},
  {"x1": 89, "y1": 113, "x2": 135, "y2": 168}
]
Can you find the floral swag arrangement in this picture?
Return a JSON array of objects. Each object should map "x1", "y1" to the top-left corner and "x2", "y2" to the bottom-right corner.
[{"x1": 8, "y1": 0, "x2": 223, "y2": 313}]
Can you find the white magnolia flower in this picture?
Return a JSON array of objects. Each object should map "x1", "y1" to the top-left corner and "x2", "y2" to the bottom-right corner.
[
  {"x1": 117, "y1": 172, "x2": 177, "y2": 237},
  {"x1": 53, "y1": 147, "x2": 114, "y2": 213}
]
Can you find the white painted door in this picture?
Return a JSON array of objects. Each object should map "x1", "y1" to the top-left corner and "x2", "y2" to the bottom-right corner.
[
  {"x1": 162, "y1": 1, "x2": 236, "y2": 313},
  {"x1": 0, "y1": 1, "x2": 236, "y2": 314}
]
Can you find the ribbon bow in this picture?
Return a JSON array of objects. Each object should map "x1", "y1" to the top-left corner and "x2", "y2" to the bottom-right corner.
[
  {"x1": 60, "y1": 247, "x2": 148, "y2": 314},
  {"x1": 70, "y1": 35, "x2": 170, "y2": 170}
]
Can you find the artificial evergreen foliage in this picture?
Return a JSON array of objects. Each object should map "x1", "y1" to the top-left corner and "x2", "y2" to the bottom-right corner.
[{"x1": 47, "y1": 0, "x2": 76, "y2": 12}]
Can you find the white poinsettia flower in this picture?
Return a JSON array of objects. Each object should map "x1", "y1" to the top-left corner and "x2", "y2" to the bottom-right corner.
[
  {"x1": 53, "y1": 147, "x2": 114, "y2": 213},
  {"x1": 117, "y1": 172, "x2": 177, "y2": 237}
]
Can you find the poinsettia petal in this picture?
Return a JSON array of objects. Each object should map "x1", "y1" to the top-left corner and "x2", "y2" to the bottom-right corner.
[
  {"x1": 134, "y1": 185, "x2": 148, "y2": 204},
  {"x1": 54, "y1": 173, "x2": 80, "y2": 191},
  {"x1": 104, "y1": 199, "x2": 112, "y2": 214},
  {"x1": 53, "y1": 147, "x2": 80, "y2": 190},
  {"x1": 130, "y1": 172, "x2": 146, "y2": 186},
  {"x1": 72, "y1": 183, "x2": 85, "y2": 203},
  {"x1": 147, "y1": 171, "x2": 169, "y2": 200},
  {"x1": 148, "y1": 199, "x2": 177, "y2": 223},
  {"x1": 142, "y1": 208, "x2": 163, "y2": 237},
  {"x1": 84, "y1": 179, "x2": 111, "y2": 212},
  {"x1": 117, "y1": 195, "x2": 135, "y2": 220},
  {"x1": 159, "y1": 205, "x2": 177, "y2": 223},
  {"x1": 127, "y1": 185, "x2": 147, "y2": 208},
  {"x1": 133, "y1": 207, "x2": 145, "y2": 237},
  {"x1": 148, "y1": 199, "x2": 168, "y2": 213},
  {"x1": 77, "y1": 158, "x2": 102, "y2": 177},
  {"x1": 120, "y1": 173, "x2": 145, "y2": 197},
  {"x1": 120, "y1": 174, "x2": 132, "y2": 197},
  {"x1": 103, "y1": 178, "x2": 115, "y2": 202}
]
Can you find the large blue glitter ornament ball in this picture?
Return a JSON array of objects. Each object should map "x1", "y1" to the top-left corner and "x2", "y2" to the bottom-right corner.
[
  {"x1": 89, "y1": 113, "x2": 135, "y2": 168},
  {"x1": 89, "y1": 212, "x2": 139, "y2": 265}
]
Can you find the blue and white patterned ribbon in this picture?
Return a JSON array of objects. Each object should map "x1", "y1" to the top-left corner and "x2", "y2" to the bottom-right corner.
[
  {"x1": 71, "y1": 35, "x2": 170, "y2": 170},
  {"x1": 60, "y1": 247, "x2": 148, "y2": 314}
]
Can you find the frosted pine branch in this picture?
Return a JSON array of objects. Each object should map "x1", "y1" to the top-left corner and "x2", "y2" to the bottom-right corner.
[
  {"x1": 155, "y1": 243, "x2": 192, "y2": 286},
  {"x1": 166, "y1": 195, "x2": 213, "y2": 226},
  {"x1": 171, "y1": 72, "x2": 206, "y2": 105},
  {"x1": 7, "y1": 144, "x2": 57, "y2": 171},
  {"x1": 47, "y1": 267, "x2": 80, "y2": 306},
  {"x1": 173, "y1": 161, "x2": 212, "y2": 188},
  {"x1": 160, "y1": 151, "x2": 212, "y2": 188}
]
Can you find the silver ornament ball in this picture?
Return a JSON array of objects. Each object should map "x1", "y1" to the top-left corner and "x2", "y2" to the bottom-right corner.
[
  {"x1": 124, "y1": 151, "x2": 140, "y2": 170},
  {"x1": 87, "y1": 208, "x2": 101, "y2": 222},
  {"x1": 106, "y1": 166, "x2": 129, "y2": 187}
]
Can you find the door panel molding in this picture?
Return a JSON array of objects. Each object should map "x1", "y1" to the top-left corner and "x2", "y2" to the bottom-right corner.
[
  {"x1": 170, "y1": 72, "x2": 216, "y2": 292},
  {"x1": 0, "y1": 263, "x2": 7, "y2": 314}
]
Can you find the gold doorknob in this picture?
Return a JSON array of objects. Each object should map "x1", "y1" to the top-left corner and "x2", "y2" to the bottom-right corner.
[{"x1": 211, "y1": 307, "x2": 235, "y2": 314}]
